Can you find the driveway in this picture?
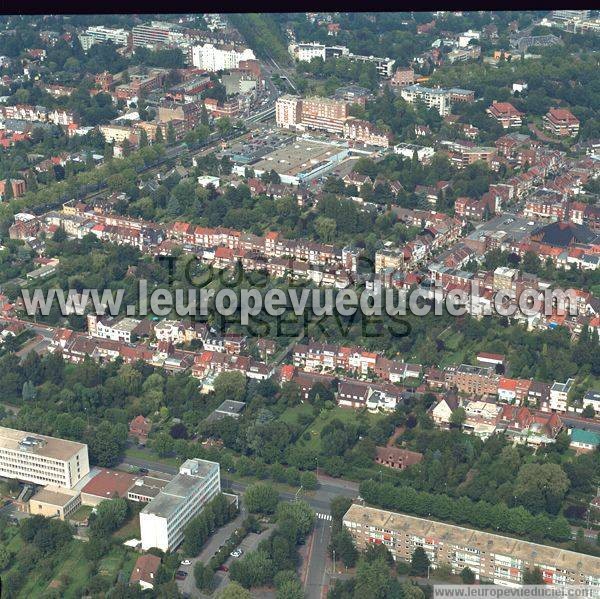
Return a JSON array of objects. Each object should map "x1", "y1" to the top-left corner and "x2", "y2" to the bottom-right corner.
[{"x1": 177, "y1": 506, "x2": 248, "y2": 597}]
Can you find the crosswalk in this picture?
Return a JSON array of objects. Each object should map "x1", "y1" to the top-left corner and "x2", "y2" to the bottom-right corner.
[{"x1": 315, "y1": 512, "x2": 332, "y2": 521}]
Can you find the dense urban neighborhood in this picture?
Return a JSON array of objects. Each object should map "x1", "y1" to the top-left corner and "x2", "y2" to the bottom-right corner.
[{"x1": 0, "y1": 9, "x2": 600, "y2": 599}]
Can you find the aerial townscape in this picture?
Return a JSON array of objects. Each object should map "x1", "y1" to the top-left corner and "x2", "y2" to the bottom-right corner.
[{"x1": 1, "y1": 9, "x2": 600, "y2": 599}]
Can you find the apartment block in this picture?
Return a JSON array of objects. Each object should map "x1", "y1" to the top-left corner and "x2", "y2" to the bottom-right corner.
[
  {"x1": 447, "y1": 364, "x2": 499, "y2": 396},
  {"x1": 0, "y1": 426, "x2": 89, "y2": 489},
  {"x1": 276, "y1": 95, "x2": 302, "y2": 129},
  {"x1": 543, "y1": 108, "x2": 580, "y2": 137},
  {"x1": 400, "y1": 85, "x2": 451, "y2": 116},
  {"x1": 487, "y1": 101, "x2": 523, "y2": 128},
  {"x1": 140, "y1": 458, "x2": 221, "y2": 552},
  {"x1": 190, "y1": 43, "x2": 256, "y2": 72},
  {"x1": 343, "y1": 504, "x2": 600, "y2": 586}
]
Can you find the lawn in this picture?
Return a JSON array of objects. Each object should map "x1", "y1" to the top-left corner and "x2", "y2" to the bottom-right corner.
[
  {"x1": 279, "y1": 402, "x2": 314, "y2": 425},
  {"x1": 69, "y1": 505, "x2": 93, "y2": 523},
  {"x1": 113, "y1": 512, "x2": 141, "y2": 542},
  {"x1": 124, "y1": 446, "x2": 181, "y2": 468},
  {"x1": 301, "y1": 406, "x2": 386, "y2": 452},
  {"x1": 98, "y1": 547, "x2": 138, "y2": 582}
]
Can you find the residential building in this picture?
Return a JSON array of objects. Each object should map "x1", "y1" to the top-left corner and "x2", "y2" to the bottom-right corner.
[
  {"x1": 343, "y1": 504, "x2": 600, "y2": 586},
  {"x1": 190, "y1": 43, "x2": 256, "y2": 72},
  {"x1": 583, "y1": 391, "x2": 600, "y2": 415},
  {"x1": 276, "y1": 95, "x2": 302, "y2": 129},
  {"x1": 299, "y1": 96, "x2": 350, "y2": 134},
  {"x1": 79, "y1": 26, "x2": 130, "y2": 51},
  {"x1": 374, "y1": 446, "x2": 423, "y2": 470},
  {"x1": 130, "y1": 554, "x2": 162, "y2": 591},
  {"x1": 290, "y1": 42, "x2": 349, "y2": 62},
  {"x1": 570, "y1": 429, "x2": 600, "y2": 453},
  {"x1": 487, "y1": 101, "x2": 523, "y2": 128},
  {"x1": 400, "y1": 85, "x2": 451, "y2": 116},
  {"x1": 548, "y1": 378, "x2": 574, "y2": 412},
  {"x1": 0, "y1": 426, "x2": 89, "y2": 488},
  {"x1": 390, "y1": 67, "x2": 415, "y2": 87},
  {"x1": 140, "y1": 458, "x2": 221, "y2": 552},
  {"x1": 343, "y1": 118, "x2": 391, "y2": 147},
  {"x1": 543, "y1": 108, "x2": 580, "y2": 137},
  {"x1": 447, "y1": 364, "x2": 499, "y2": 396},
  {"x1": 131, "y1": 24, "x2": 170, "y2": 48},
  {"x1": 129, "y1": 415, "x2": 152, "y2": 441}
]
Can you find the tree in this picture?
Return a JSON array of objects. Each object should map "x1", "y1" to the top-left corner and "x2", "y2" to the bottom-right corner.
[
  {"x1": 353, "y1": 557, "x2": 392, "y2": 599},
  {"x1": 276, "y1": 578, "x2": 304, "y2": 599},
  {"x1": 244, "y1": 483, "x2": 279, "y2": 514},
  {"x1": 276, "y1": 501, "x2": 315, "y2": 539},
  {"x1": 410, "y1": 547, "x2": 430, "y2": 577},
  {"x1": 155, "y1": 126, "x2": 164, "y2": 144},
  {"x1": 89, "y1": 421, "x2": 127, "y2": 467},
  {"x1": 300, "y1": 471, "x2": 318, "y2": 490},
  {"x1": 214, "y1": 371, "x2": 246, "y2": 403},
  {"x1": 0, "y1": 544, "x2": 11, "y2": 570},
  {"x1": 195, "y1": 562, "x2": 214, "y2": 591},
  {"x1": 167, "y1": 122, "x2": 176, "y2": 145},
  {"x1": 449, "y1": 407, "x2": 466, "y2": 428},
  {"x1": 330, "y1": 527, "x2": 358, "y2": 568},
  {"x1": 218, "y1": 582, "x2": 253, "y2": 599},
  {"x1": 139, "y1": 128, "x2": 149, "y2": 147},
  {"x1": 460, "y1": 567, "x2": 476, "y2": 584},
  {"x1": 523, "y1": 567, "x2": 544, "y2": 584},
  {"x1": 514, "y1": 463, "x2": 570, "y2": 514},
  {"x1": 153, "y1": 433, "x2": 175, "y2": 458},
  {"x1": 582, "y1": 404, "x2": 595, "y2": 418}
]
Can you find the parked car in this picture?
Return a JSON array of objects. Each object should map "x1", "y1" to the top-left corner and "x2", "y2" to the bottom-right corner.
[
  {"x1": 230, "y1": 549, "x2": 243, "y2": 558},
  {"x1": 139, "y1": 468, "x2": 149, "y2": 475},
  {"x1": 218, "y1": 565, "x2": 229, "y2": 572},
  {"x1": 181, "y1": 559, "x2": 192, "y2": 566},
  {"x1": 175, "y1": 570, "x2": 188, "y2": 580}
]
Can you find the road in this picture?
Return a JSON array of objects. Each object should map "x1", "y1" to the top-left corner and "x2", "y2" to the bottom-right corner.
[
  {"x1": 304, "y1": 514, "x2": 333, "y2": 599},
  {"x1": 121, "y1": 454, "x2": 358, "y2": 513},
  {"x1": 120, "y1": 455, "x2": 358, "y2": 599}
]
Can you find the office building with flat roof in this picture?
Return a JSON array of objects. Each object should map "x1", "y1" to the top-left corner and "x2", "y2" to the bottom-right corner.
[
  {"x1": 0, "y1": 426, "x2": 89, "y2": 489},
  {"x1": 140, "y1": 458, "x2": 220, "y2": 551},
  {"x1": 344, "y1": 504, "x2": 600, "y2": 587}
]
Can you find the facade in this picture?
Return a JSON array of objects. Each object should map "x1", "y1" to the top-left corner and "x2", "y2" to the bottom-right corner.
[
  {"x1": 343, "y1": 118, "x2": 391, "y2": 148},
  {"x1": 549, "y1": 378, "x2": 574, "y2": 412},
  {"x1": 0, "y1": 426, "x2": 89, "y2": 489},
  {"x1": 343, "y1": 504, "x2": 600, "y2": 586},
  {"x1": 131, "y1": 24, "x2": 170, "y2": 48},
  {"x1": 190, "y1": 43, "x2": 255, "y2": 72},
  {"x1": 300, "y1": 96, "x2": 349, "y2": 134},
  {"x1": 543, "y1": 108, "x2": 580, "y2": 137},
  {"x1": 276, "y1": 95, "x2": 302, "y2": 129},
  {"x1": 28, "y1": 485, "x2": 81, "y2": 520},
  {"x1": 130, "y1": 554, "x2": 162, "y2": 591},
  {"x1": 487, "y1": 101, "x2": 523, "y2": 128},
  {"x1": 400, "y1": 85, "x2": 451, "y2": 116},
  {"x1": 447, "y1": 364, "x2": 499, "y2": 396},
  {"x1": 390, "y1": 67, "x2": 415, "y2": 87},
  {"x1": 79, "y1": 26, "x2": 130, "y2": 50},
  {"x1": 140, "y1": 458, "x2": 221, "y2": 552}
]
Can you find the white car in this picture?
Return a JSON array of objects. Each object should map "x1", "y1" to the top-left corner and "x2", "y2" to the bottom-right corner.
[
  {"x1": 181, "y1": 559, "x2": 192, "y2": 566},
  {"x1": 230, "y1": 549, "x2": 243, "y2": 558}
]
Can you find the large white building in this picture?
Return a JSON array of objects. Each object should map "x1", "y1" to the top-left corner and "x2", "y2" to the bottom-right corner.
[
  {"x1": 190, "y1": 43, "x2": 255, "y2": 72},
  {"x1": 400, "y1": 84, "x2": 451, "y2": 116},
  {"x1": 140, "y1": 459, "x2": 221, "y2": 552},
  {"x1": 0, "y1": 426, "x2": 89, "y2": 489},
  {"x1": 290, "y1": 42, "x2": 349, "y2": 62},
  {"x1": 276, "y1": 95, "x2": 302, "y2": 129},
  {"x1": 78, "y1": 26, "x2": 130, "y2": 51}
]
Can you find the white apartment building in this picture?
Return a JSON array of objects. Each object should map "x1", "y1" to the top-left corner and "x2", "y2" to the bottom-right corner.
[
  {"x1": 583, "y1": 391, "x2": 600, "y2": 415},
  {"x1": 549, "y1": 379, "x2": 574, "y2": 412},
  {"x1": 276, "y1": 95, "x2": 302, "y2": 129},
  {"x1": 190, "y1": 43, "x2": 255, "y2": 72},
  {"x1": 0, "y1": 426, "x2": 89, "y2": 489},
  {"x1": 92, "y1": 316, "x2": 142, "y2": 344},
  {"x1": 154, "y1": 320, "x2": 184, "y2": 344},
  {"x1": 289, "y1": 42, "x2": 349, "y2": 62},
  {"x1": 79, "y1": 26, "x2": 130, "y2": 51},
  {"x1": 400, "y1": 85, "x2": 451, "y2": 116},
  {"x1": 140, "y1": 459, "x2": 221, "y2": 552}
]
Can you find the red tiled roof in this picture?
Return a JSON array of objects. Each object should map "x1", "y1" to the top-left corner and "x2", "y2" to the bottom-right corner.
[{"x1": 81, "y1": 469, "x2": 138, "y2": 499}]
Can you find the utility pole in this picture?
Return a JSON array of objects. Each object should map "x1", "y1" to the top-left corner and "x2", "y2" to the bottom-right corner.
[{"x1": 333, "y1": 549, "x2": 336, "y2": 574}]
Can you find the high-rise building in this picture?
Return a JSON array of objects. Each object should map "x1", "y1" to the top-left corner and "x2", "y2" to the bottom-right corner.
[
  {"x1": 190, "y1": 43, "x2": 255, "y2": 72},
  {"x1": 344, "y1": 504, "x2": 600, "y2": 586},
  {"x1": 276, "y1": 95, "x2": 303, "y2": 129},
  {"x1": 0, "y1": 426, "x2": 89, "y2": 489},
  {"x1": 299, "y1": 96, "x2": 349, "y2": 134},
  {"x1": 132, "y1": 24, "x2": 170, "y2": 49},
  {"x1": 140, "y1": 458, "x2": 221, "y2": 552},
  {"x1": 400, "y1": 85, "x2": 452, "y2": 116}
]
